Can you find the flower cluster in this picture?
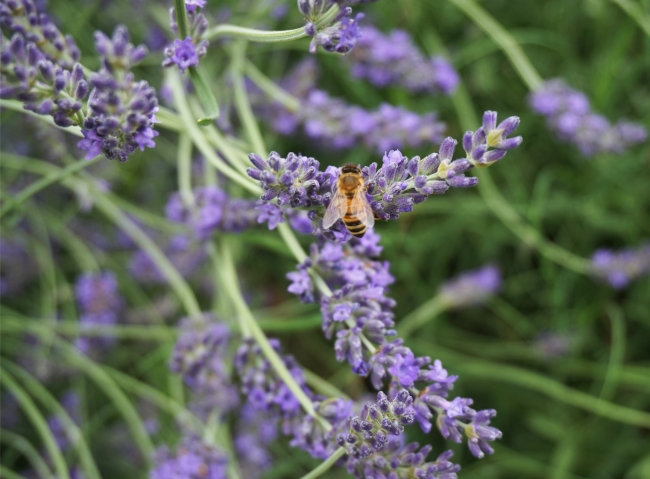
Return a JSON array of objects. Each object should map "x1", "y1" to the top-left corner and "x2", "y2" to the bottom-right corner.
[
  {"x1": 347, "y1": 25, "x2": 459, "y2": 95},
  {"x1": 287, "y1": 232, "x2": 503, "y2": 457},
  {"x1": 271, "y1": 89, "x2": 446, "y2": 153},
  {"x1": 0, "y1": 0, "x2": 80, "y2": 69},
  {"x1": 248, "y1": 111, "x2": 522, "y2": 233},
  {"x1": 78, "y1": 26, "x2": 159, "y2": 161},
  {"x1": 529, "y1": 79, "x2": 647, "y2": 156},
  {"x1": 438, "y1": 265, "x2": 501, "y2": 308},
  {"x1": 300, "y1": 1, "x2": 364, "y2": 54},
  {"x1": 74, "y1": 271, "x2": 123, "y2": 355},
  {"x1": 150, "y1": 436, "x2": 228, "y2": 479},
  {"x1": 169, "y1": 314, "x2": 239, "y2": 418},
  {"x1": 590, "y1": 242, "x2": 650, "y2": 289},
  {"x1": 166, "y1": 186, "x2": 260, "y2": 239},
  {"x1": 163, "y1": 4, "x2": 209, "y2": 73},
  {"x1": 0, "y1": 1, "x2": 87, "y2": 127}
]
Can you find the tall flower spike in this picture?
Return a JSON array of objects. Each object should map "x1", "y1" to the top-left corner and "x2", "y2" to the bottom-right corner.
[
  {"x1": 529, "y1": 79, "x2": 647, "y2": 156},
  {"x1": 590, "y1": 243, "x2": 650, "y2": 289},
  {"x1": 79, "y1": 25, "x2": 159, "y2": 161},
  {"x1": 166, "y1": 186, "x2": 260, "y2": 239},
  {"x1": 74, "y1": 271, "x2": 123, "y2": 355},
  {"x1": 265, "y1": 85, "x2": 446, "y2": 153},
  {"x1": 302, "y1": 2, "x2": 364, "y2": 54},
  {"x1": 347, "y1": 25, "x2": 459, "y2": 95},
  {"x1": 0, "y1": 0, "x2": 80, "y2": 69},
  {"x1": 438, "y1": 265, "x2": 502, "y2": 309},
  {"x1": 163, "y1": 6, "x2": 209, "y2": 72}
]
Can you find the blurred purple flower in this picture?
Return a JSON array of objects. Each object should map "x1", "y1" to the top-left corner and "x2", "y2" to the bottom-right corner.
[
  {"x1": 438, "y1": 265, "x2": 501, "y2": 308},
  {"x1": 590, "y1": 243, "x2": 650, "y2": 289}
]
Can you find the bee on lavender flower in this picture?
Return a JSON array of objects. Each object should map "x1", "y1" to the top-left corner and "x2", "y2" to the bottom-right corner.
[{"x1": 323, "y1": 164, "x2": 374, "y2": 238}]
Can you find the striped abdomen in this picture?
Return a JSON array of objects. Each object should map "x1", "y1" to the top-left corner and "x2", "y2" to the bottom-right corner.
[{"x1": 343, "y1": 190, "x2": 366, "y2": 238}]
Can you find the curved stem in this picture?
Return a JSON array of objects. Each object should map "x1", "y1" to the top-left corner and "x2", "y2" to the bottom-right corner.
[
  {"x1": 167, "y1": 70, "x2": 260, "y2": 194},
  {"x1": 0, "y1": 369, "x2": 71, "y2": 479},
  {"x1": 219, "y1": 239, "x2": 331, "y2": 431},
  {"x1": 178, "y1": 131, "x2": 195, "y2": 207},
  {"x1": 0, "y1": 155, "x2": 102, "y2": 217},
  {"x1": 598, "y1": 304, "x2": 626, "y2": 401},
  {"x1": 232, "y1": 40, "x2": 267, "y2": 158},
  {"x1": 299, "y1": 447, "x2": 347, "y2": 479},
  {"x1": 447, "y1": 0, "x2": 543, "y2": 90},
  {"x1": 204, "y1": 4, "x2": 340, "y2": 43},
  {"x1": 397, "y1": 296, "x2": 448, "y2": 337},
  {"x1": 2, "y1": 360, "x2": 102, "y2": 479},
  {"x1": 0, "y1": 429, "x2": 53, "y2": 479},
  {"x1": 245, "y1": 60, "x2": 301, "y2": 112},
  {"x1": 609, "y1": 0, "x2": 650, "y2": 37}
]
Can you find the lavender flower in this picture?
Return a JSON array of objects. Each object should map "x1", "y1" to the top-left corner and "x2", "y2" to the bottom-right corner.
[
  {"x1": 438, "y1": 265, "x2": 501, "y2": 308},
  {"x1": 169, "y1": 313, "x2": 239, "y2": 418},
  {"x1": 346, "y1": 438, "x2": 460, "y2": 479},
  {"x1": 0, "y1": 0, "x2": 80, "y2": 69},
  {"x1": 165, "y1": 186, "x2": 260, "y2": 238},
  {"x1": 248, "y1": 110, "x2": 521, "y2": 231},
  {"x1": 348, "y1": 26, "x2": 459, "y2": 95},
  {"x1": 269, "y1": 89, "x2": 446, "y2": 153},
  {"x1": 529, "y1": 79, "x2": 647, "y2": 156},
  {"x1": 74, "y1": 271, "x2": 123, "y2": 354},
  {"x1": 590, "y1": 243, "x2": 650, "y2": 289},
  {"x1": 150, "y1": 436, "x2": 228, "y2": 479},
  {"x1": 337, "y1": 390, "x2": 415, "y2": 457},
  {"x1": 79, "y1": 25, "x2": 159, "y2": 161},
  {"x1": 301, "y1": 2, "x2": 364, "y2": 54},
  {"x1": 163, "y1": 6, "x2": 209, "y2": 72},
  {"x1": 1, "y1": 1, "x2": 88, "y2": 128},
  {"x1": 286, "y1": 233, "x2": 502, "y2": 457}
]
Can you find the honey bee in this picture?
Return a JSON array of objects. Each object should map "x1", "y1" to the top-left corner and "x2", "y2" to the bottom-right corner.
[{"x1": 323, "y1": 164, "x2": 374, "y2": 238}]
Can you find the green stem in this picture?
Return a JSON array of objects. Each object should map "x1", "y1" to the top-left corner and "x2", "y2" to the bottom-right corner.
[
  {"x1": 303, "y1": 369, "x2": 350, "y2": 399},
  {"x1": 232, "y1": 40, "x2": 267, "y2": 158},
  {"x1": 53, "y1": 337, "x2": 157, "y2": 464},
  {"x1": 598, "y1": 304, "x2": 626, "y2": 401},
  {"x1": 188, "y1": 66, "x2": 221, "y2": 124},
  {"x1": 219, "y1": 239, "x2": 331, "y2": 431},
  {"x1": 245, "y1": 60, "x2": 300, "y2": 112},
  {"x1": 2, "y1": 360, "x2": 102, "y2": 479},
  {"x1": 418, "y1": 345, "x2": 650, "y2": 428},
  {"x1": 448, "y1": 0, "x2": 543, "y2": 90},
  {"x1": 450, "y1": 79, "x2": 591, "y2": 275},
  {"x1": 167, "y1": 70, "x2": 260, "y2": 194},
  {"x1": 609, "y1": 0, "x2": 650, "y2": 37},
  {"x1": 90, "y1": 187, "x2": 203, "y2": 318},
  {"x1": 299, "y1": 447, "x2": 347, "y2": 479},
  {"x1": 397, "y1": 296, "x2": 448, "y2": 337},
  {"x1": 204, "y1": 4, "x2": 340, "y2": 42},
  {"x1": 0, "y1": 99, "x2": 84, "y2": 137},
  {"x1": 178, "y1": 131, "x2": 195, "y2": 207},
  {"x1": 0, "y1": 465, "x2": 29, "y2": 479},
  {"x1": 475, "y1": 168, "x2": 591, "y2": 274},
  {"x1": 0, "y1": 155, "x2": 102, "y2": 217},
  {"x1": 173, "y1": 0, "x2": 189, "y2": 38},
  {"x1": 0, "y1": 369, "x2": 71, "y2": 479},
  {"x1": 0, "y1": 429, "x2": 53, "y2": 479}
]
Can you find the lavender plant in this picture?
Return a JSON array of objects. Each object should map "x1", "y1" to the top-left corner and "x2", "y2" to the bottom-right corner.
[{"x1": 2, "y1": 0, "x2": 649, "y2": 478}]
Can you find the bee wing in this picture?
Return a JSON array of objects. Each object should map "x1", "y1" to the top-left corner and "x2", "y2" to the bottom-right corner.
[
  {"x1": 322, "y1": 187, "x2": 347, "y2": 230},
  {"x1": 349, "y1": 187, "x2": 375, "y2": 229}
]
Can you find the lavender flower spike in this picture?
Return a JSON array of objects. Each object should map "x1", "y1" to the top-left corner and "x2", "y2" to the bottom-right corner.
[
  {"x1": 150, "y1": 436, "x2": 228, "y2": 479},
  {"x1": 438, "y1": 265, "x2": 501, "y2": 309},
  {"x1": 590, "y1": 243, "x2": 650, "y2": 289},
  {"x1": 79, "y1": 25, "x2": 159, "y2": 161},
  {"x1": 302, "y1": 3, "x2": 364, "y2": 55},
  {"x1": 164, "y1": 5, "x2": 209, "y2": 72},
  {"x1": 462, "y1": 111, "x2": 522, "y2": 168},
  {"x1": 348, "y1": 25, "x2": 459, "y2": 95},
  {"x1": 529, "y1": 79, "x2": 647, "y2": 156}
]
